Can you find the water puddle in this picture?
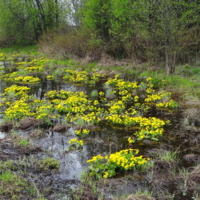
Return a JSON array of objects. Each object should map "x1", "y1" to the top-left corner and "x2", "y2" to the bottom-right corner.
[{"x1": 0, "y1": 131, "x2": 6, "y2": 139}]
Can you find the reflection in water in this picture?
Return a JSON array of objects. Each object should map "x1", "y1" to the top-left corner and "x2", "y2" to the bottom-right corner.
[
  {"x1": 32, "y1": 130, "x2": 86, "y2": 180},
  {"x1": 0, "y1": 132, "x2": 6, "y2": 139}
]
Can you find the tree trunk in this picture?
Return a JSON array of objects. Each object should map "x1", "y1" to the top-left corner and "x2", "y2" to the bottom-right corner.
[{"x1": 165, "y1": 41, "x2": 175, "y2": 75}]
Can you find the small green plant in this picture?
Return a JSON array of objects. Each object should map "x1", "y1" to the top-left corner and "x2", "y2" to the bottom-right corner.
[
  {"x1": 39, "y1": 157, "x2": 60, "y2": 170},
  {"x1": 0, "y1": 160, "x2": 14, "y2": 172},
  {"x1": 75, "y1": 116, "x2": 87, "y2": 126},
  {"x1": 161, "y1": 151, "x2": 178, "y2": 163},
  {"x1": 68, "y1": 138, "x2": 84, "y2": 148},
  {"x1": 11, "y1": 131, "x2": 32, "y2": 148},
  {"x1": 0, "y1": 170, "x2": 28, "y2": 199},
  {"x1": 90, "y1": 89, "x2": 98, "y2": 98},
  {"x1": 139, "y1": 160, "x2": 154, "y2": 172},
  {"x1": 135, "y1": 188, "x2": 153, "y2": 196},
  {"x1": 105, "y1": 88, "x2": 116, "y2": 99},
  {"x1": 17, "y1": 137, "x2": 31, "y2": 147}
]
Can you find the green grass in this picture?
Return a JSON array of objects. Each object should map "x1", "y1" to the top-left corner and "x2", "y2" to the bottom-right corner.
[
  {"x1": 90, "y1": 89, "x2": 98, "y2": 98},
  {"x1": 160, "y1": 151, "x2": 178, "y2": 163},
  {"x1": 11, "y1": 131, "x2": 32, "y2": 148},
  {"x1": 39, "y1": 157, "x2": 60, "y2": 170},
  {"x1": 0, "y1": 170, "x2": 28, "y2": 199},
  {"x1": 17, "y1": 138, "x2": 31, "y2": 147},
  {"x1": 138, "y1": 68, "x2": 200, "y2": 96},
  {"x1": 0, "y1": 160, "x2": 14, "y2": 172},
  {"x1": 0, "y1": 44, "x2": 39, "y2": 55}
]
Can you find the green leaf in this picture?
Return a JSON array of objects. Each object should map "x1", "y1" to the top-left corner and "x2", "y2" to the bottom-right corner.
[{"x1": 151, "y1": 138, "x2": 159, "y2": 141}]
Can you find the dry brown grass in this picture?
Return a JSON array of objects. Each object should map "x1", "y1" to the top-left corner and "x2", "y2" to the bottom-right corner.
[{"x1": 39, "y1": 27, "x2": 104, "y2": 60}]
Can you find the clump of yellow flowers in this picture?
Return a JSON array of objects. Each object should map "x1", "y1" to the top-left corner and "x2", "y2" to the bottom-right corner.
[
  {"x1": 68, "y1": 138, "x2": 84, "y2": 148},
  {"x1": 75, "y1": 129, "x2": 90, "y2": 136},
  {"x1": 87, "y1": 149, "x2": 150, "y2": 178},
  {"x1": 63, "y1": 70, "x2": 89, "y2": 85},
  {"x1": 14, "y1": 76, "x2": 40, "y2": 84},
  {"x1": 2, "y1": 85, "x2": 30, "y2": 97}
]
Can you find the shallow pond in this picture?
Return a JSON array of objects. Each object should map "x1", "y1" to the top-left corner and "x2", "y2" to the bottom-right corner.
[{"x1": 0, "y1": 57, "x2": 199, "y2": 200}]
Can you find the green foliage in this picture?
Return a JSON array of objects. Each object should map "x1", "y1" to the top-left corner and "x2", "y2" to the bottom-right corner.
[
  {"x1": 0, "y1": 160, "x2": 14, "y2": 172},
  {"x1": 17, "y1": 138, "x2": 31, "y2": 147},
  {"x1": 39, "y1": 157, "x2": 60, "y2": 170},
  {"x1": 0, "y1": 170, "x2": 28, "y2": 199},
  {"x1": 0, "y1": 0, "x2": 68, "y2": 44},
  {"x1": 90, "y1": 89, "x2": 98, "y2": 98},
  {"x1": 160, "y1": 151, "x2": 178, "y2": 163},
  {"x1": 11, "y1": 132, "x2": 32, "y2": 148}
]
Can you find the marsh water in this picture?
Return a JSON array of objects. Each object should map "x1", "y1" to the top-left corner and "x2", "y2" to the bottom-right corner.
[{"x1": 0, "y1": 60, "x2": 200, "y2": 200}]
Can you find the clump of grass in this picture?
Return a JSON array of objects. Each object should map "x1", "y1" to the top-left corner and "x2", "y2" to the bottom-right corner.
[
  {"x1": 71, "y1": 172, "x2": 103, "y2": 200},
  {"x1": 0, "y1": 160, "x2": 14, "y2": 172},
  {"x1": 11, "y1": 131, "x2": 32, "y2": 148},
  {"x1": 39, "y1": 157, "x2": 60, "y2": 170},
  {"x1": 105, "y1": 88, "x2": 116, "y2": 99},
  {"x1": 114, "y1": 189, "x2": 155, "y2": 200},
  {"x1": 139, "y1": 160, "x2": 154, "y2": 172},
  {"x1": 90, "y1": 89, "x2": 98, "y2": 98},
  {"x1": 17, "y1": 138, "x2": 31, "y2": 147},
  {"x1": 155, "y1": 150, "x2": 178, "y2": 169},
  {"x1": 160, "y1": 151, "x2": 178, "y2": 163},
  {"x1": 139, "y1": 67, "x2": 200, "y2": 96},
  {"x1": 0, "y1": 170, "x2": 28, "y2": 199}
]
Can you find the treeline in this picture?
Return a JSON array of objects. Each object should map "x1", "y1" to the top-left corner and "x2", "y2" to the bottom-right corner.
[{"x1": 0, "y1": 0, "x2": 200, "y2": 74}]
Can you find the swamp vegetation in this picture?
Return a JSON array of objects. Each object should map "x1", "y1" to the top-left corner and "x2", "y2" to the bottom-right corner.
[{"x1": 0, "y1": 48, "x2": 199, "y2": 200}]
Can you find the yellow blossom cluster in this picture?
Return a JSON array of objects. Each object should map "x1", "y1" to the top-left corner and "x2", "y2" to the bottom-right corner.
[
  {"x1": 4, "y1": 98, "x2": 32, "y2": 120},
  {"x1": 87, "y1": 149, "x2": 149, "y2": 178},
  {"x1": 14, "y1": 76, "x2": 40, "y2": 84},
  {"x1": 106, "y1": 114, "x2": 166, "y2": 140},
  {"x1": 0, "y1": 53, "x2": 8, "y2": 61},
  {"x1": 87, "y1": 154, "x2": 105, "y2": 163},
  {"x1": 105, "y1": 76, "x2": 138, "y2": 91},
  {"x1": 0, "y1": 85, "x2": 31, "y2": 111},
  {"x1": 68, "y1": 138, "x2": 84, "y2": 146},
  {"x1": 28, "y1": 57, "x2": 50, "y2": 67},
  {"x1": 75, "y1": 129, "x2": 90, "y2": 136},
  {"x1": 1, "y1": 72, "x2": 22, "y2": 82},
  {"x1": 128, "y1": 137, "x2": 134, "y2": 144},
  {"x1": 108, "y1": 100, "x2": 125, "y2": 114},
  {"x1": 24, "y1": 66, "x2": 44, "y2": 72},
  {"x1": 63, "y1": 70, "x2": 106, "y2": 86},
  {"x1": 156, "y1": 100, "x2": 178, "y2": 109},
  {"x1": 145, "y1": 90, "x2": 178, "y2": 109},
  {"x1": 3, "y1": 85, "x2": 30, "y2": 97},
  {"x1": 53, "y1": 95, "x2": 90, "y2": 114},
  {"x1": 35, "y1": 104, "x2": 53, "y2": 120},
  {"x1": 0, "y1": 53, "x2": 20, "y2": 61},
  {"x1": 145, "y1": 93, "x2": 163, "y2": 103},
  {"x1": 63, "y1": 70, "x2": 89, "y2": 84},
  {"x1": 45, "y1": 90, "x2": 86, "y2": 100},
  {"x1": 46, "y1": 75, "x2": 55, "y2": 80}
]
